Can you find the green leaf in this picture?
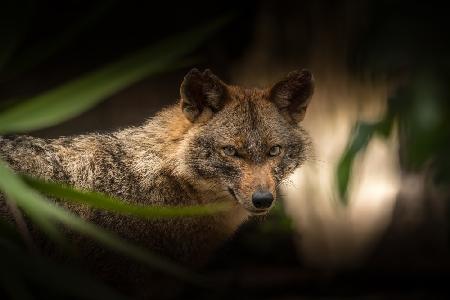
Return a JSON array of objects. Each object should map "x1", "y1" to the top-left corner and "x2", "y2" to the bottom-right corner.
[
  {"x1": 24, "y1": 175, "x2": 232, "y2": 218},
  {"x1": 0, "y1": 160, "x2": 205, "y2": 284},
  {"x1": 336, "y1": 115, "x2": 393, "y2": 204},
  {"x1": 0, "y1": 16, "x2": 230, "y2": 133}
]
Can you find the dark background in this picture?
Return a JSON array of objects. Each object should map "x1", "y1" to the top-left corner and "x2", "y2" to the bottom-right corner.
[
  {"x1": 1, "y1": 0, "x2": 259, "y2": 135},
  {"x1": 1, "y1": 0, "x2": 450, "y2": 299}
]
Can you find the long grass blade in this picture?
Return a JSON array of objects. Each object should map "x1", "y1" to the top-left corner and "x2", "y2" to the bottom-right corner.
[
  {"x1": 0, "y1": 161, "x2": 205, "y2": 284},
  {"x1": 24, "y1": 176, "x2": 232, "y2": 218},
  {"x1": 0, "y1": 16, "x2": 230, "y2": 133}
]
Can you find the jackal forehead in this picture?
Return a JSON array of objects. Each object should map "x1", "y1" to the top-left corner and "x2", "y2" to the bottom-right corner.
[{"x1": 211, "y1": 99, "x2": 290, "y2": 142}]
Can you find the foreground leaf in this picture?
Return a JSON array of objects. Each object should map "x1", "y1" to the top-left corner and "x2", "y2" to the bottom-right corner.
[
  {"x1": 24, "y1": 176, "x2": 232, "y2": 218},
  {"x1": 0, "y1": 16, "x2": 229, "y2": 133},
  {"x1": 0, "y1": 160, "x2": 204, "y2": 284}
]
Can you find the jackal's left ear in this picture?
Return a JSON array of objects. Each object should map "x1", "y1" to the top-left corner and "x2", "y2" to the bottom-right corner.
[
  {"x1": 180, "y1": 68, "x2": 228, "y2": 122},
  {"x1": 269, "y1": 69, "x2": 314, "y2": 123}
]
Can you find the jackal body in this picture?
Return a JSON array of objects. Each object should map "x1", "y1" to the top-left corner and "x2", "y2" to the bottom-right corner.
[{"x1": 0, "y1": 69, "x2": 314, "y2": 264}]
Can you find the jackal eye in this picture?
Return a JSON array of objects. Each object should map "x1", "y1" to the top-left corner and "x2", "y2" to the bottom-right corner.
[
  {"x1": 269, "y1": 145, "x2": 281, "y2": 156},
  {"x1": 222, "y1": 146, "x2": 237, "y2": 156}
]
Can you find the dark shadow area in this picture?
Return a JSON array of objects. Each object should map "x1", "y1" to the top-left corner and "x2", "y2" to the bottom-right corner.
[{"x1": 1, "y1": 0, "x2": 450, "y2": 299}]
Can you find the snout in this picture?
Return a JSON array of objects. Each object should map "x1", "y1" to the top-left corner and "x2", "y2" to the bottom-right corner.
[
  {"x1": 227, "y1": 164, "x2": 277, "y2": 214},
  {"x1": 251, "y1": 190, "x2": 274, "y2": 209}
]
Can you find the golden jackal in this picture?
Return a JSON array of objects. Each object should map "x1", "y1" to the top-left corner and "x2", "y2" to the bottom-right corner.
[{"x1": 0, "y1": 68, "x2": 314, "y2": 268}]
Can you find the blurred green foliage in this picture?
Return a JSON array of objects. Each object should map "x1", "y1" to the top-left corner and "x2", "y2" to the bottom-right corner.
[
  {"x1": 24, "y1": 176, "x2": 232, "y2": 218},
  {"x1": 337, "y1": 1, "x2": 450, "y2": 204},
  {"x1": 337, "y1": 115, "x2": 393, "y2": 203}
]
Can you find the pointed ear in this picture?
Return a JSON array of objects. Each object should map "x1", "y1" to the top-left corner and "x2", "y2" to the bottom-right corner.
[
  {"x1": 269, "y1": 69, "x2": 314, "y2": 123},
  {"x1": 180, "y1": 68, "x2": 228, "y2": 122}
]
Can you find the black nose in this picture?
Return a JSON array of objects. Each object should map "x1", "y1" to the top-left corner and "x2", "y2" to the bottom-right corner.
[{"x1": 251, "y1": 191, "x2": 274, "y2": 209}]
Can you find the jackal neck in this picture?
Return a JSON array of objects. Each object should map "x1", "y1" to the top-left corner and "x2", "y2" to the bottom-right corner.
[{"x1": 115, "y1": 104, "x2": 199, "y2": 188}]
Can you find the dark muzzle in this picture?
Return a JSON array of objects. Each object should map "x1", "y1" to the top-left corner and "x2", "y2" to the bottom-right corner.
[{"x1": 251, "y1": 191, "x2": 274, "y2": 209}]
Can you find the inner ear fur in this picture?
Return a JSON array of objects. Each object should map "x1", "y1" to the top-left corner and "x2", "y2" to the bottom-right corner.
[
  {"x1": 180, "y1": 68, "x2": 228, "y2": 122},
  {"x1": 269, "y1": 69, "x2": 314, "y2": 123}
]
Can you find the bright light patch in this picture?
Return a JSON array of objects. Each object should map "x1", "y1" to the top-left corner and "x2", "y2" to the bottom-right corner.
[{"x1": 282, "y1": 71, "x2": 401, "y2": 269}]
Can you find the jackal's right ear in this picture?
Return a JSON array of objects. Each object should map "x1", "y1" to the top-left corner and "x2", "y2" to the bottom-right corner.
[
  {"x1": 269, "y1": 69, "x2": 314, "y2": 123},
  {"x1": 180, "y1": 68, "x2": 228, "y2": 122}
]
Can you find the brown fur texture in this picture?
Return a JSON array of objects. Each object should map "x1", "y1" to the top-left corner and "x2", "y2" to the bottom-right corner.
[{"x1": 0, "y1": 68, "x2": 314, "y2": 294}]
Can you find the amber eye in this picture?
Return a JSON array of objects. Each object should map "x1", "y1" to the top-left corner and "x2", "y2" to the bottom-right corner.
[
  {"x1": 223, "y1": 146, "x2": 237, "y2": 156},
  {"x1": 269, "y1": 145, "x2": 281, "y2": 156}
]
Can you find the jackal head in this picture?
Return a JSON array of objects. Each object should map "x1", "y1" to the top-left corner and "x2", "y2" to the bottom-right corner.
[{"x1": 180, "y1": 68, "x2": 314, "y2": 215}]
